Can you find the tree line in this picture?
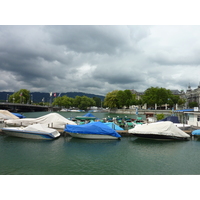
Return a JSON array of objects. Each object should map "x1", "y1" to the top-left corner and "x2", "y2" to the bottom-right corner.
[
  {"x1": 8, "y1": 89, "x2": 101, "y2": 110},
  {"x1": 104, "y1": 87, "x2": 186, "y2": 109},
  {"x1": 9, "y1": 87, "x2": 197, "y2": 110}
]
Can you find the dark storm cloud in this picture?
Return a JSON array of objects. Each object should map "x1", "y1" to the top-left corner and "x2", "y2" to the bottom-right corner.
[
  {"x1": 46, "y1": 25, "x2": 144, "y2": 55},
  {"x1": 0, "y1": 25, "x2": 200, "y2": 95}
]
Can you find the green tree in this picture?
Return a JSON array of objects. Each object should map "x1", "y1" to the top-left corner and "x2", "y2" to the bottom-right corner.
[
  {"x1": 52, "y1": 96, "x2": 63, "y2": 108},
  {"x1": 52, "y1": 95, "x2": 74, "y2": 108},
  {"x1": 73, "y1": 96, "x2": 82, "y2": 108},
  {"x1": 156, "y1": 113, "x2": 165, "y2": 121},
  {"x1": 178, "y1": 98, "x2": 186, "y2": 106},
  {"x1": 74, "y1": 96, "x2": 95, "y2": 110},
  {"x1": 93, "y1": 97, "x2": 101, "y2": 107},
  {"x1": 130, "y1": 93, "x2": 138, "y2": 105},
  {"x1": 62, "y1": 96, "x2": 74, "y2": 108},
  {"x1": 189, "y1": 102, "x2": 198, "y2": 108},
  {"x1": 124, "y1": 89, "x2": 133, "y2": 108},
  {"x1": 104, "y1": 90, "x2": 119, "y2": 109},
  {"x1": 142, "y1": 87, "x2": 178, "y2": 109},
  {"x1": 9, "y1": 89, "x2": 30, "y2": 104},
  {"x1": 116, "y1": 90, "x2": 126, "y2": 108},
  {"x1": 142, "y1": 87, "x2": 158, "y2": 108}
]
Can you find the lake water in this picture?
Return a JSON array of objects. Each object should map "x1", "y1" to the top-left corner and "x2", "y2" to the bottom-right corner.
[{"x1": 1, "y1": 111, "x2": 200, "y2": 175}]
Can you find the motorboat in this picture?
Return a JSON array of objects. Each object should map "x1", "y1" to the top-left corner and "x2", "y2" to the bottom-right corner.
[
  {"x1": 1, "y1": 124, "x2": 60, "y2": 140},
  {"x1": 104, "y1": 122, "x2": 124, "y2": 131},
  {"x1": 133, "y1": 117, "x2": 145, "y2": 125},
  {"x1": 0, "y1": 110, "x2": 20, "y2": 128},
  {"x1": 128, "y1": 121, "x2": 190, "y2": 140},
  {"x1": 60, "y1": 108, "x2": 70, "y2": 112},
  {"x1": 0, "y1": 110, "x2": 19, "y2": 120},
  {"x1": 191, "y1": 129, "x2": 200, "y2": 138},
  {"x1": 70, "y1": 110, "x2": 82, "y2": 112},
  {"x1": 4, "y1": 113, "x2": 76, "y2": 129},
  {"x1": 75, "y1": 112, "x2": 97, "y2": 121},
  {"x1": 64, "y1": 121, "x2": 121, "y2": 140},
  {"x1": 159, "y1": 115, "x2": 191, "y2": 130},
  {"x1": 173, "y1": 123, "x2": 191, "y2": 130}
]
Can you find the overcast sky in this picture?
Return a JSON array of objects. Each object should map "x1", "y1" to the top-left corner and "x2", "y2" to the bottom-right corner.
[{"x1": 1, "y1": 25, "x2": 200, "y2": 96}]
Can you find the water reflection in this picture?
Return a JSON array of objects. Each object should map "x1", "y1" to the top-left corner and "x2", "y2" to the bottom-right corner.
[
  {"x1": 64, "y1": 137, "x2": 120, "y2": 155},
  {"x1": 132, "y1": 137, "x2": 189, "y2": 145}
]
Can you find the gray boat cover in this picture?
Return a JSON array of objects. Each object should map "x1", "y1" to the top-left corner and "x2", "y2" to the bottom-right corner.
[
  {"x1": 128, "y1": 121, "x2": 190, "y2": 138},
  {"x1": 5, "y1": 113, "x2": 76, "y2": 129}
]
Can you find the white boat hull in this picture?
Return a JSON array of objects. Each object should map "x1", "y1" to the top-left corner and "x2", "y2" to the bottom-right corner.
[
  {"x1": 2, "y1": 128, "x2": 60, "y2": 140},
  {"x1": 68, "y1": 132, "x2": 120, "y2": 140},
  {"x1": 132, "y1": 133, "x2": 189, "y2": 140}
]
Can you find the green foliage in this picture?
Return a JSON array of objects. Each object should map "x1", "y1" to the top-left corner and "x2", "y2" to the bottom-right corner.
[
  {"x1": 124, "y1": 90, "x2": 133, "y2": 107},
  {"x1": 116, "y1": 90, "x2": 126, "y2": 108},
  {"x1": 104, "y1": 89, "x2": 138, "y2": 109},
  {"x1": 104, "y1": 90, "x2": 119, "y2": 109},
  {"x1": 142, "y1": 87, "x2": 181, "y2": 108},
  {"x1": 52, "y1": 95, "x2": 74, "y2": 108},
  {"x1": 74, "y1": 95, "x2": 95, "y2": 110},
  {"x1": 156, "y1": 113, "x2": 165, "y2": 121},
  {"x1": 189, "y1": 101, "x2": 198, "y2": 108},
  {"x1": 92, "y1": 97, "x2": 102, "y2": 107},
  {"x1": 52, "y1": 95, "x2": 95, "y2": 110},
  {"x1": 178, "y1": 98, "x2": 186, "y2": 106},
  {"x1": 9, "y1": 89, "x2": 30, "y2": 103}
]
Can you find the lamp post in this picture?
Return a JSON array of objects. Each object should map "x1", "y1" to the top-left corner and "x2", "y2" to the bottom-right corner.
[
  {"x1": 7, "y1": 94, "x2": 9, "y2": 103},
  {"x1": 31, "y1": 94, "x2": 33, "y2": 104},
  {"x1": 13, "y1": 98, "x2": 15, "y2": 103}
]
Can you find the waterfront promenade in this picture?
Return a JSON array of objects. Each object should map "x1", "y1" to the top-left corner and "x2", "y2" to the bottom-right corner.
[{"x1": 109, "y1": 108, "x2": 172, "y2": 115}]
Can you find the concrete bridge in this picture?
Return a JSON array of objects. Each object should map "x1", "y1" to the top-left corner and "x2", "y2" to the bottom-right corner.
[{"x1": 0, "y1": 103, "x2": 60, "y2": 112}]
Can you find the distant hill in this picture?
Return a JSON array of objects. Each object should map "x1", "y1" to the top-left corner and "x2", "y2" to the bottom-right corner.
[{"x1": 0, "y1": 91, "x2": 105, "y2": 103}]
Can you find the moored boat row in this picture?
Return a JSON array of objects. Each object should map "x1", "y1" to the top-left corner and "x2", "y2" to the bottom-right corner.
[{"x1": 0, "y1": 110, "x2": 198, "y2": 141}]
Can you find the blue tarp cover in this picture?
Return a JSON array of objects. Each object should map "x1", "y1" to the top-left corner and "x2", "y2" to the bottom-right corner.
[
  {"x1": 12, "y1": 112, "x2": 25, "y2": 118},
  {"x1": 174, "y1": 109, "x2": 194, "y2": 112},
  {"x1": 104, "y1": 122, "x2": 124, "y2": 130},
  {"x1": 65, "y1": 121, "x2": 121, "y2": 138},
  {"x1": 192, "y1": 130, "x2": 200, "y2": 136},
  {"x1": 160, "y1": 116, "x2": 180, "y2": 123},
  {"x1": 83, "y1": 113, "x2": 97, "y2": 118}
]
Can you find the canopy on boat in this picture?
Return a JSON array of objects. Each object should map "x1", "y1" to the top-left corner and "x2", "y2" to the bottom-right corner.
[
  {"x1": 128, "y1": 121, "x2": 190, "y2": 138},
  {"x1": 75, "y1": 112, "x2": 98, "y2": 120},
  {"x1": 5, "y1": 113, "x2": 76, "y2": 129},
  {"x1": 159, "y1": 116, "x2": 180, "y2": 123},
  {"x1": 83, "y1": 113, "x2": 96, "y2": 118},
  {"x1": 174, "y1": 109, "x2": 194, "y2": 113},
  {"x1": 104, "y1": 122, "x2": 124, "y2": 130},
  {"x1": 0, "y1": 110, "x2": 19, "y2": 120},
  {"x1": 192, "y1": 129, "x2": 200, "y2": 136},
  {"x1": 65, "y1": 121, "x2": 121, "y2": 138}
]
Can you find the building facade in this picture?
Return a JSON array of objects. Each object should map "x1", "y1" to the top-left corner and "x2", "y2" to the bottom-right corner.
[{"x1": 185, "y1": 84, "x2": 200, "y2": 107}]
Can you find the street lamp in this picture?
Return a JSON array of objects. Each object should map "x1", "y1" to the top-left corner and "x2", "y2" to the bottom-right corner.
[
  {"x1": 31, "y1": 94, "x2": 33, "y2": 104},
  {"x1": 7, "y1": 94, "x2": 9, "y2": 103},
  {"x1": 13, "y1": 98, "x2": 15, "y2": 103}
]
